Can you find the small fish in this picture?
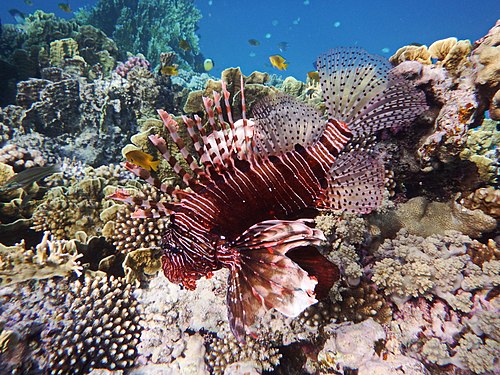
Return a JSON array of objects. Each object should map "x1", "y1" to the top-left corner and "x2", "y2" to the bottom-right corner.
[
  {"x1": 8, "y1": 9, "x2": 26, "y2": 24},
  {"x1": 24, "y1": 0, "x2": 34, "y2": 5},
  {"x1": 248, "y1": 39, "x2": 260, "y2": 46},
  {"x1": 277, "y1": 41, "x2": 288, "y2": 52},
  {"x1": 269, "y1": 54, "x2": 288, "y2": 70},
  {"x1": 307, "y1": 71, "x2": 320, "y2": 82},
  {"x1": 125, "y1": 150, "x2": 161, "y2": 171},
  {"x1": 110, "y1": 48, "x2": 428, "y2": 343},
  {"x1": 0, "y1": 165, "x2": 60, "y2": 194},
  {"x1": 178, "y1": 39, "x2": 191, "y2": 51},
  {"x1": 161, "y1": 65, "x2": 179, "y2": 76},
  {"x1": 58, "y1": 2, "x2": 72, "y2": 12},
  {"x1": 203, "y1": 58, "x2": 214, "y2": 72}
]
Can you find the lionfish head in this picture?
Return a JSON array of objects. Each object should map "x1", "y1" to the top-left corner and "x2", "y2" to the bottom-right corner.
[{"x1": 160, "y1": 225, "x2": 216, "y2": 290}]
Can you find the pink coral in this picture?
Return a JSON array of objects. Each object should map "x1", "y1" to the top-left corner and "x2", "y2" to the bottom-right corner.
[{"x1": 115, "y1": 55, "x2": 151, "y2": 78}]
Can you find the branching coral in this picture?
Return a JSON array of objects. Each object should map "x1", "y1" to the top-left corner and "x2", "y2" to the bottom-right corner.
[
  {"x1": 0, "y1": 232, "x2": 82, "y2": 287},
  {"x1": 0, "y1": 275, "x2": 141, "y2": 374},
  {"x1": 372, "y1": 229, "x2": 496, "y2": 310}
]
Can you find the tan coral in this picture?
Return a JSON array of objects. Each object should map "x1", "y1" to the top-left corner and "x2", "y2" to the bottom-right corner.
[
  {"x1": 49, "y1": 37, "x2": 80, "y2": 66},
  {"x1": 183, "y1": 68, "x2": 277, "y2": 117},
  {"x1": 442, "y1": 39, "x2": 472, "y2": 74},
  {"x1": 0, "y1": 232, "x2": 82, "y2": 287},
  {"x1": 429, "y1": 37, "x2": 458, "y2": 60},
  {"x1": 460, "y1": 186, "x2": 500, "y2": 218},
  {"x1": 389, "y1": 45, "x2": 431, "y2": 65}
]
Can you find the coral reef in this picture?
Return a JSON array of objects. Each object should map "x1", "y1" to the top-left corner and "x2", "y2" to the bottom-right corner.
[
  {"x1": 472, "y1": 20, "x2": 500, "y2": 120},
  {"x1": 0, "y1": 275, "x2": 141, "y2": 374},
  {"x1": 370, "y1": 196, "x2": 497, "y2": 238},
  {"x1": 78, "y1": 0, "x2": 203, "y2": 68},
  {"x1": 459, "y1": 118, "x2": 499, "y2": 184},
  {"x1": 0, "y1": 232, "x2": 82, "y2": 287}
]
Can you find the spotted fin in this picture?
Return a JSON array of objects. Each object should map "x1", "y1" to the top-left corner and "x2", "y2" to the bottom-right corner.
[
  {"x1": 252, "y1": 94, "x2": 325, "y2": 155},
  {"x1": 225, "y1": 219, "x2": 324, "y2": 342},
  {"x1": 317, "y1": 47, "x2": 428, "y2": 139},
  {"x1": 318, "y1": 150, "x2": 385, "y2": 214}
]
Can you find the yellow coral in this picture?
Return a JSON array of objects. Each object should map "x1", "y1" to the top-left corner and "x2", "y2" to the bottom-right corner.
[
  {"x1": 389, "y1": 45, "x2": 431, "y2": 65},
  {"x1": 429, "y1": 37, "x2": 458, "y2": 60},
  {"x1": 49, "y1": 37, "x2": 80, "y2": 66},
  {"x1": 442, "y1": 39, "x2": 472, "y2": 73}
]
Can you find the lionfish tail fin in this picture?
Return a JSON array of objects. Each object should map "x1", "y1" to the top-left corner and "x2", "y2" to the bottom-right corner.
[
  {"x1": 317, "y1": 47, "x2": 428, "y2": 139},
  {"x1": 226, "y1": 219, "x2": 322, "y2": 342},
  {"x1": 318, "y1": 150, "x2": 385, "y2": 213}
]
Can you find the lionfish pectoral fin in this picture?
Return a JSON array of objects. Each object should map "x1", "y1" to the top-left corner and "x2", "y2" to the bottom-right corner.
[
  {"x1": 226, "y1": 219, "x2": 324, "y2": 342},
  {"x1": 287, "y1": 246, "x2": 340, "y2": 300},
  {"x1": 319, "y1": 150, "x2": 385, "y2": 214}
]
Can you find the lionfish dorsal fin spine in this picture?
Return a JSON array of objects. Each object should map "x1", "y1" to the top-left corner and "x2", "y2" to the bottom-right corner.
[{"x1": 122, "y1": 161, "x2": 173, "y2": 194}]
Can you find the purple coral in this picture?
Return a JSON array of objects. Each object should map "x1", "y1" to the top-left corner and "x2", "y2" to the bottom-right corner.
[{"x1": 115, "y1": 55, "x2": 151, "y2": 78}]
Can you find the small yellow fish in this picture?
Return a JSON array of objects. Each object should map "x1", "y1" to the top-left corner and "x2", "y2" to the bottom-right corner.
[
  {"x1": 203, "y1": 58, "x2": 214, "y2": 72},
  {"x1": 179, "y1": 39, "x2": 191, "y2": 51},
  {"x1": 307, "y1": 71, "x2": 320, "y2": 82},
  {"x1": 58, "y1": 3, "x2": 72, "y2": 12},
  {"x1": 125, "y1": 150, "x2": 161, "y2": 171},
  {"x1": 269, "y1": 55, "x2": 288, "y2": 70},
  {"x1": 161, "y1": 65, "x2": 179, "y2": 76}
]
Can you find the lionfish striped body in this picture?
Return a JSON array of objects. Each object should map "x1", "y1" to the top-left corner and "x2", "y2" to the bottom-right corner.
[{"x1": 110, "y1": 48, "x2": 428, "y2": 341}]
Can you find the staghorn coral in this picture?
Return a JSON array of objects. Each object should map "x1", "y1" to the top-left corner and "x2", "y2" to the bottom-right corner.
[
  {"x1": 0, "y1": 275, "x2": 141, "y2": 374},
  {"x1": 0, "y1": 232, "x2": 82, "y2": 287}
]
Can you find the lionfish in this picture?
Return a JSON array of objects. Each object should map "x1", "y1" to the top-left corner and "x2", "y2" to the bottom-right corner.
[{"x1": 110, "y1": 48, "x2": 427, "y2": 342}]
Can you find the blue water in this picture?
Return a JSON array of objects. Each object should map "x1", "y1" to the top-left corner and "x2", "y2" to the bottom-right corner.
[{"x1": 1, "y1": 0, "x2": 499, "y2": 79}]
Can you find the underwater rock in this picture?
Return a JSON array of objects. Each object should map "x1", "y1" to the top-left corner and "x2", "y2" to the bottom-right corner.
[{"x1": 472, "y1": 20, "x2": 500, "y2": 120}]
